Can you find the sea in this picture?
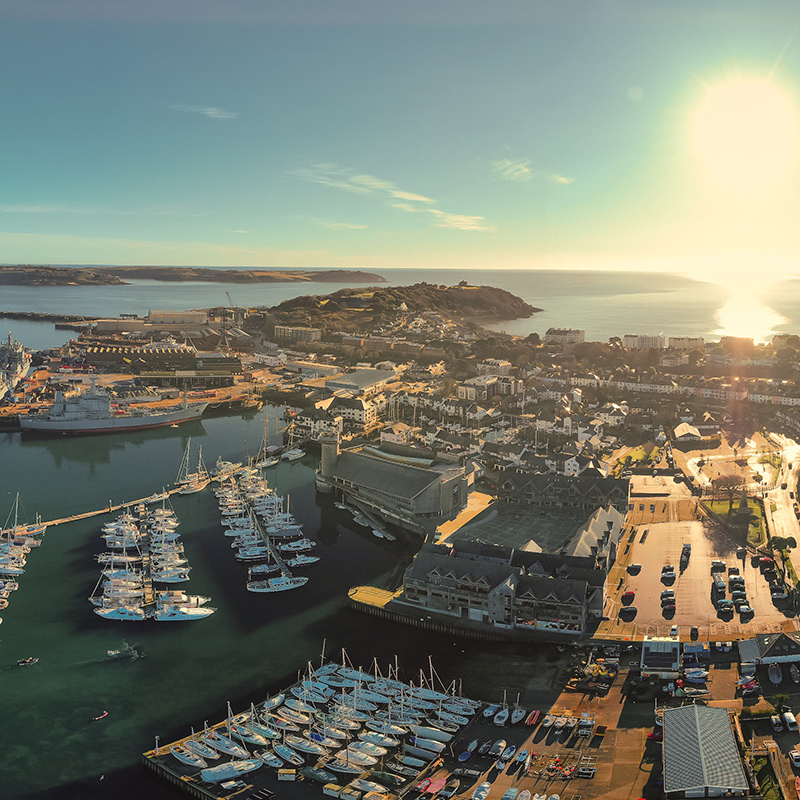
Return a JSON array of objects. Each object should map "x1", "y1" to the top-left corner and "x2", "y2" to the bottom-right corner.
[{"x1": 0, "y1": 265, "x2": 796, "y2": 799}]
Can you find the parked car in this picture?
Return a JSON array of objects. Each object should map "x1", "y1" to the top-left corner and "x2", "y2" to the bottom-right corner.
[
  {"x1": 739, "y1": 605, "x2": 754, "y2": 617},
  {"x1": 690, "y1": 626, "x2": 699, "y2": 640},
  {"x1": 773, "y1": 591, "x2": 789, "y2": 601},
  {"x1": 661, "y1": 589, "x2": 675, "y2": 600},
  {"x1": 647, "y1": 731, "x2": 663, "y2": 742},
  {"x1": 772, "y1": 714, "x2": 784, "y2": 732},
  {"x1": 670, "y1": 625, "x2": 679, "y2": 636},
  {"x1": 790, "y1": 751, "x2": 800, "y2": 768},
  {"x1": 627, "y1": 563, "x2": 642, "y2": 574},
  {"x1": 662, "y1": 564, "x2": 675, "y2": 573},
  {"x1": 662, "y1": 570, "x2": 676, "y2": 582},
  {"x1": 728, "y1": 566, "x2": 740, "y2": 575},
  {"x1": 622, "y1": 590, "x2": 636, "y2": 603},
  {"x1": 711, "y1": 560, "x2": 726, "y2": 572}
]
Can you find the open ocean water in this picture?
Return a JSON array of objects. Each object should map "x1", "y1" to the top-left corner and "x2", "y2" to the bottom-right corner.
[
  {"x1": 0, "y1": 265, "x2": 797, "y2": 798},
  {"x1": 4, "y1": 266, "x2": 800, "y2": 349}
]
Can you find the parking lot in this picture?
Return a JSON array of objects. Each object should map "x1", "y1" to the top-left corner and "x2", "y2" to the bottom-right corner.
[{"x1": 600, "y1": 512, "x2": 796, "y2": 641}]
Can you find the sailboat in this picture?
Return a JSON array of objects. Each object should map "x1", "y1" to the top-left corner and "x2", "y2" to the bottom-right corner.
[
  {"x1": 175, "y1": 438, "x2": 210, "y2": 494},
  {"x1": 2, "y1": 493, "x2": 47, "y2": 539},
  {"x1": 281, "y1": 421, "x2": 304, "y2": 461}
]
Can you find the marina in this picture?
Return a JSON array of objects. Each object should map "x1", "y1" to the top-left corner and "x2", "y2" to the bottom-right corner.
[{"x1": 144, "y1": 655, "x2": 483, "y2": 800}]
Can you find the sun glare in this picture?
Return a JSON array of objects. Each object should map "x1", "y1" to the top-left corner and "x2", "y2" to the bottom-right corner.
[{"x1": 690, "y1": 77, "x2": 799, "y2": 191}]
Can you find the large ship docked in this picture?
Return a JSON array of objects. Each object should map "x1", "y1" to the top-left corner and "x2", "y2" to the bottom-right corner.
[
  {"x1": 19, "y1": 386, "x2": 208, "y2": 434},
  {"x1": 0, "y1": 333, "x2": 32, "y2": 403}
]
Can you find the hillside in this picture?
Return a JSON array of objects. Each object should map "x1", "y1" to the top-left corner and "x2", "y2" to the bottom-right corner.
[
  {"x1": 0, "y1": 265, "x2": 385, "y2": 286},
  {"x1": 264, "y1": 282, "x2": 540, "y2": 333}
]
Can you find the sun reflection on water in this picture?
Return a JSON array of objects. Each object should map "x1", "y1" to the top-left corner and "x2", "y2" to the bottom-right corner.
[{"x1": 714, "y1": 287, "x2": 788, "y2": 342}]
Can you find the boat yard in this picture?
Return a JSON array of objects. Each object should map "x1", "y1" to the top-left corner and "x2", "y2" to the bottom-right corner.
[{"x1": 141, "y1": 653, "x2": 648, "y2": 800}]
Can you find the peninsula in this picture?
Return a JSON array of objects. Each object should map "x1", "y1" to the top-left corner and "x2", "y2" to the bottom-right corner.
[
  {"x1": 261, "y1": 282, "x2": 540, "y2": 334},
  {"x1": 0, "y1": 265, "x2": 386, "y2": 286}
]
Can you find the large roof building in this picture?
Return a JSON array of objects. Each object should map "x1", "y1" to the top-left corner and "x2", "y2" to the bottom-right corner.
[
  {"x1": 662, "y1": 705, "x2": 749, "y2": 797},
  {"x1": 316, "y1": 438, "x2": 470, "y2": 537}
]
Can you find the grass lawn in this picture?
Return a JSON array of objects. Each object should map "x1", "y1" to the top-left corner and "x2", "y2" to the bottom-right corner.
[
  {"x1": 627, "y1": 445, "x2": 648, "y2": 462},
  {"x1": 753, "y1": 755, "x2": 782, "y2": 800},
  {"x1": 706, "y1": 498, "x2": 766, "y2": 546},
  {"x1": 760, "y1": 451, "x2": 783, "y2": 470},
  {"x1": 782, "y1": 549, "x2": 800, "y2": 587}
]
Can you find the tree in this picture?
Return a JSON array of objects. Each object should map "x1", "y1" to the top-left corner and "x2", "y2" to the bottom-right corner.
[{"x1": 711, "y1": 474, "x2": 742, "y2": 511}]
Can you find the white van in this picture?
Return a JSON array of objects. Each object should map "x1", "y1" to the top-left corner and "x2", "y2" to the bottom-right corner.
[{"x1": 784, "y1": 711, "x2": 798, "y2": 731}]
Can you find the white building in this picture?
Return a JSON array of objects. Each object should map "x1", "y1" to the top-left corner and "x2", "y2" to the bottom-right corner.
[
  {"x1": 623, "y1": 334, "x2": 666, "y2": 350},
  {"x1": 544, "y1": 328, "x2": 586, "y2": 345},
  {"x1": 668, "y1": 336, "x2": 705, "y2": 350}
]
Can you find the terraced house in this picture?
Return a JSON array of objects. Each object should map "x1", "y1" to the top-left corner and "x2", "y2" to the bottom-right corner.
[
  {"x1": 397, "y1": 541, "x2": 608, "y2": 637},
  {"x1": 496, "y1": 473, "x2": 630, "y2": 516}
]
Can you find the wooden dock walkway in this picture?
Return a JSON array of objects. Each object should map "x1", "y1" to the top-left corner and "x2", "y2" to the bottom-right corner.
[{"x1": 39, "y1": 467, "x2": 245, "y2": 530}]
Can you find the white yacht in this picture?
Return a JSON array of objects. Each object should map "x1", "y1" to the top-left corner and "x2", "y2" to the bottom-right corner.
[
  {"x1": 246, "y1": 575, "x2": 308, "y2": 593},
  {"x1": 154, "y1": 603, "x2": 215, "y2": 621},
  {"x1": 94, "y1": 604, "x2": 147, "y2": 621}
]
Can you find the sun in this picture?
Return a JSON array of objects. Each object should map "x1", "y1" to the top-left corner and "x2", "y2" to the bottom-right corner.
[{"x1": 690, "y1": 77, "x2": 799, "y2": 192}]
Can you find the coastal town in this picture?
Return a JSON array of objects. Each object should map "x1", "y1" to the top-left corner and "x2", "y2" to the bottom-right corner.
[{"x1": 6, "y1": 281, "x2": 800, "y2": 798}]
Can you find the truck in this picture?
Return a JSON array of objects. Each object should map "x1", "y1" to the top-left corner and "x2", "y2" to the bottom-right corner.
[{"x1": 681, "y1": 542, "x2": 691, "y2": 562}]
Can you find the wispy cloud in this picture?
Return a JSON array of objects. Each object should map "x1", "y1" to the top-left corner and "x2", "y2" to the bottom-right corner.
[
  {"x1": 392, "y1": 202, "x2": 490, "y2": 231},
  {"x1": 314, "y1": 219, "x2": 368, "y2": 231},
  {"x1": 493, "y1": 158, "x2": 573, "y2": 185},
  {"x1": 294, "y1": 164, "x2": 487, "y2": 231},
  {"x1": 172, "y1": 104, "x2": 239, "y2": 119}
]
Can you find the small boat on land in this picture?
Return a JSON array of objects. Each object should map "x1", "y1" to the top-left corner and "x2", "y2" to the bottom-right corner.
[
  {"x1": 791, "y1": 664, "x2": 800, "y2": 684},
  {"x1": 471, "y1": 782, "x2": 491, "y2": 800},
  {"x1": 769, "y1": 663, "x2": 783, "y2": 685},
  {"x1": 526, "y1": 710, "x2": 540, "y2": 726},
  {"x1": 200, "y1": 759, "x2": 261, "y2": 783},
  {"x1": 171, "y1": 745, "x2": 207, "y2": 769}
]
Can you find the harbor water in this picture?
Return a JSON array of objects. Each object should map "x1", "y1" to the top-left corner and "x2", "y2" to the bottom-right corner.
[{"x1": 0, "y1": 409, "x2": 552, "y2": 800}]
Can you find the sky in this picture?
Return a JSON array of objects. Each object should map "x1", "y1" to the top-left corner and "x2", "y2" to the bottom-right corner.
[{"x1": 3, "y1": 0, "x2": 800, "y2": 275}]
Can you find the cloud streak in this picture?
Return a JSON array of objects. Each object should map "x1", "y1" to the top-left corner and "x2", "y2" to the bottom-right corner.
[
  {"x1": 493, "y1": 158, "x2": 573, "y2": 185},
  {"x1": 294, "y1": 164, "x2": 488, "y2": 231},
  {"x1": 172, "y1": 104, "x2": 239, "y2": 119}
]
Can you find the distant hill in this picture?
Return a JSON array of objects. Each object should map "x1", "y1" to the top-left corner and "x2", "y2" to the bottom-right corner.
[
  {"x1": 0, "y1": 265, "x2": 385, "y2": 286},
  {"x1": 265, "y1": 282, "x2": 540, "y2": 332}
]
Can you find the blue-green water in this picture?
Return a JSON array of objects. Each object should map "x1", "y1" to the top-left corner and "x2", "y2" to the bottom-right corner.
[
  {"x1": 0, "y1": 267, "x2": 785, "y2": 348},
  {"x1": 1, "y1": 410, "x2": 552, "y2": 800}
]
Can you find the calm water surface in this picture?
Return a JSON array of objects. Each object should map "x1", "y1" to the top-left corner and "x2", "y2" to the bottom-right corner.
[
  {"x1": 1, "y1": 410, "x2": 551, "y2": 800},
  {"x1": 5, "y1": 267, "x2": 800, "y2": 347}
]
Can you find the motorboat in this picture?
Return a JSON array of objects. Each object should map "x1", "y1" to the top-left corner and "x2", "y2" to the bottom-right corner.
[
  {"x1": 488, "y1": 739, "x2": 507, "y2": 757},
  {"x1": 350, "y1": 779, "x2": 389, "y2": 794},
  {"x1": 200, "y1": 759, "x2": 261, "y2": 783},
  {"x1": 471, "y1": 782, "x2": 491, "y2": 800},
  {"x1": 301, "y1": 766, "x2": 337, "y2": 784},
  {"x1": 278, "y1": 538, "x2": 315, "y2": 553},
  {"x1": 247, "y1": 576, "x2": 309, "y2": 593},
  {"x1": 154, "y1": 604, "x2": 215, "y2": 621},
  {"x1": 94, "y1": 605, "x2": 146, "y2": 621},
  {"x1": 500, "y1": 745, "x2": 517, "y2": 762}
]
